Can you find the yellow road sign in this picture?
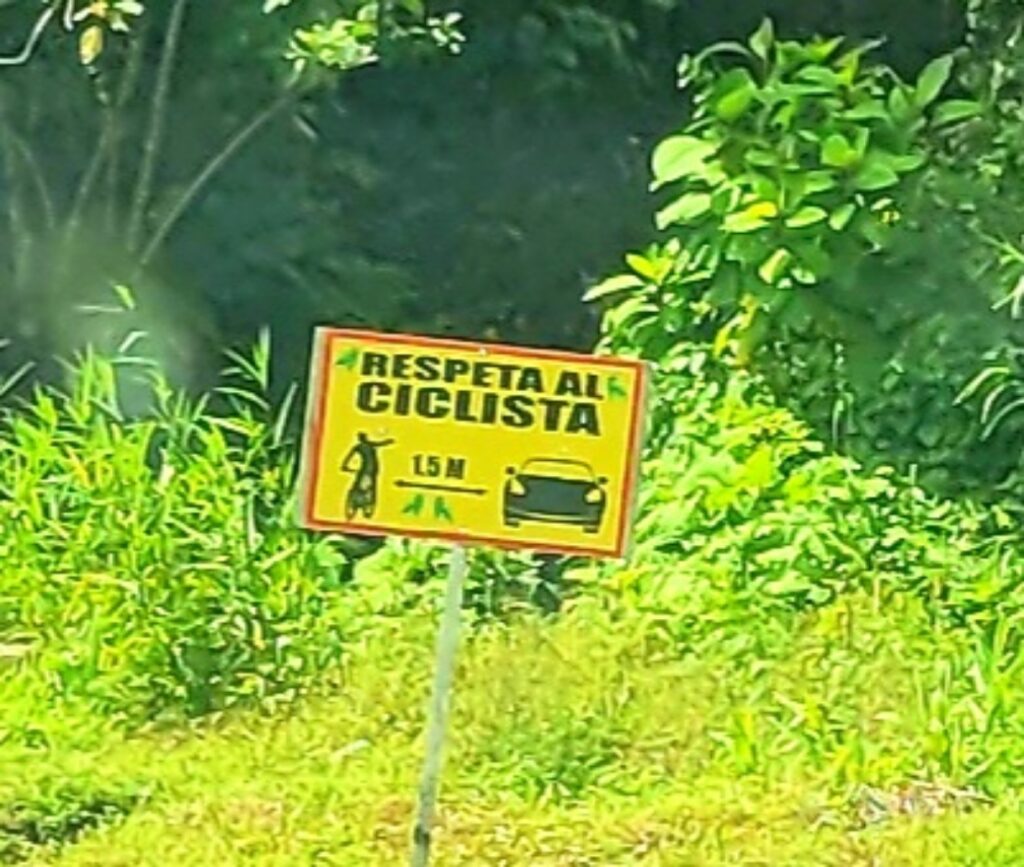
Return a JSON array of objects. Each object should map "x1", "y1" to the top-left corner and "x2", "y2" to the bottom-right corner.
[{"x1": 298, "y1": 328, "x2": 648, "y2": 558}]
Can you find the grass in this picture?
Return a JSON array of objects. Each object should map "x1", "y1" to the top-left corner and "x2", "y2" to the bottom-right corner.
[{"x1": 8, "y1": 569, "x2": 1024, "y2": 866}]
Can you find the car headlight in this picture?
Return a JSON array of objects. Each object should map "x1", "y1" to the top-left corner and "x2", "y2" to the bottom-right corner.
[{"x1": 585, "y1": 487, "x2": 604, "y2": 504}]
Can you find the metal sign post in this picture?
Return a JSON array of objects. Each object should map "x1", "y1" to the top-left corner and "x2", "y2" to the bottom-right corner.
[{"x1": 410, "y1": 544, "x2": 469, "y2": 867}]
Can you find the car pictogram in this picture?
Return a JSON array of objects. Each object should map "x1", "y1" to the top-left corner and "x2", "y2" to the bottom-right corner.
[{"x1": 502, "y1": 458, "x2": 608, "y2": 534}]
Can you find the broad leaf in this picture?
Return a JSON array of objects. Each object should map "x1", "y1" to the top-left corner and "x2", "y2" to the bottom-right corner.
[
  {"x1": 656, "y1": 192, "x2": 713, "y2": 229},
  {"x1": 915, "y1": 55, "x2": 953, "y2": 108},
  {"x1": 887, "y1": 86, "x2": 914, "y2": 123},
  {"x1": 749, "y1": 18, "x2": 774, "y2": 60},
  {"x1": 758, "y1": 248, "x2": 792, "y2": 284},
  {"x1": 625, "y1": 253, "x2": 661, "y2": 282},
  {"x1": 821, "y1": 134, "x2": 858, "y2": 169},
  {"x1": 843, "y1": 100, "x2": 891, "y2": 121},
  {"x1": 79, "y1": 25, "x2": 104, "y2": 65},
  {"x1": 651, "y1": 136, "x2": 717, "y2": 189},
  {"x1": 933, "y1": 99, "x2": 983, "y2": 127},
  {"x1": 828, "y1": 203, "x2": 856, "y2": 231},
  {"x1": 785, "y1": 206, "x2": 828, "y2": 228},
  {"x1": 854, "y1": 159, "x2": 899, "y2": 191},
  {"x1": 583, "y1": 274, "x2": 645, "y2": 303},
  {"x1": 713, "y1": 69, "x2": 757, "y2": 121},
  {"x1": 724, "y1": 202, "x2": 775, "y2": 233}
]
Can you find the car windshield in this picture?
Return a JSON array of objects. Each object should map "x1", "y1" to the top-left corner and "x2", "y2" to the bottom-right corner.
[{"x1": 521, "y1": 459, "x2": 594, "y2": 481}]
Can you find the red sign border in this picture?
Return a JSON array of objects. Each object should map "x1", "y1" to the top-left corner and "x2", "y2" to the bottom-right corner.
[{"x1": 297, "y1": 327, "x2": 649, "y2": 560}]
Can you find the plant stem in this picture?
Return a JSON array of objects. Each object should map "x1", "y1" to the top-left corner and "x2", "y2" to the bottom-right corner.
[
  {"x1": 1, "y1": 125, "x2": 32, "y2": 297},
  {"x1": 137, "y1": 87, "x2": 296, "y2": 270},
  {"x1": 107, "y1": 29, "x2": 146, "y2": 231},
  {"x1": 0, "y1": 2, "x2": 57, "y2": 66},
  {"x1": 7, "y1": 128, "x2": 55, "y2": 230},
  {"x1": 126, "y1": 0, "x2": 189, "y2": 252}
]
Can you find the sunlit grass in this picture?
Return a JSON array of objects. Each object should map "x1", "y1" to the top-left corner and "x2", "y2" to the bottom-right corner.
[{"x1": 8, "y1": 586, "x2": 1024, "y2": 865}]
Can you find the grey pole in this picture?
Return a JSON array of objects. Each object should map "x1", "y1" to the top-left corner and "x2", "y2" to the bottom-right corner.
[{"x1": 410, "y1": 544, "x2": 468, "y2": 867}]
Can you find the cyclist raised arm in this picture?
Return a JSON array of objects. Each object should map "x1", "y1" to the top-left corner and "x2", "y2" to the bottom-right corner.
[{"x1": 342, "y1": 432, "x2": 394, "y2": 475}]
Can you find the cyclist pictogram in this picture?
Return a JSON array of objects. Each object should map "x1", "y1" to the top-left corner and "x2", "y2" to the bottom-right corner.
[{"x1": 341, "y1": 432, "x2": 394, "y2": 520}]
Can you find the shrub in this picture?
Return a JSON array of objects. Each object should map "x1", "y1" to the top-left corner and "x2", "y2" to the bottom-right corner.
[
  {"x1": 0, "y1": 336, "x2": 356, "y2": 724},
  {"x1": 603, "y1": 363, "x2": 1024, "y2": 646}
]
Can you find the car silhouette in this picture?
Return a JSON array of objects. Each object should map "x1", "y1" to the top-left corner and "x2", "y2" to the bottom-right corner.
[{"x1": 503, "y1": 458, "x2": 607, "y2": 533}]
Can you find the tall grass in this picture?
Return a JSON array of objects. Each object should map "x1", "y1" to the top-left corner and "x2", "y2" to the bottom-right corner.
[{"x1": 0, "y1": 329, "x2": 358, "y2": 728}]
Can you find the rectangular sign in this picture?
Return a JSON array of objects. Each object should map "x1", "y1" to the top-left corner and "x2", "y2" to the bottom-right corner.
[{"x1": 297, "y1": 328, "x2": 648, "y2": 558}]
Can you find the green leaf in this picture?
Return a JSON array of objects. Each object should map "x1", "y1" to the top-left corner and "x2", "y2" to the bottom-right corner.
[
  {"x1": 887, "y1": 86, "x2": 914, "y2": 123},
  {"x1": 583, "y1": 274, "x2": 644, "y2": 302},
  {"x1": 749, "y1": 18, "x2": 774, "y2": 60},
  {"x1": 112, "y1": 284, "x2": 136, "y2": 311},
  {"x1": 854, "y1": 159, "x2": 900, "y2": 191},
  {"x1": 403, "y1": 494, "x2": 426, "y2": 517},
  {"x1": 79, "y1": 25, "x2": 104, "y2": 65},
  {"x1": 723, "y1": 201, "x2": 777, "y2": 233},
  {"x1": 650, "y1": 135, "x2": 717, "y2": 189},
  {"x1": 749, "y1": 171, "x2": 779, "y2": 201},
  {"x1": 933, "y1": 99, "x2": 983, "y2": 127},
  {"x1": 801, "y1": 171, "x2": 838, "y2": 195},
  {"x1": 785, "y1": 206, "x2": 828, "y2": 228},
  {"x1": 656, "y1": 192, "x2": 713, "y2": 229},
  {"x1": 434, "y1": 497, "x2": 454, "y2": 523},
  {"x1": 758, "y1": 248, "x2": 792, "y2": 284},
  {"x1": 828, "y1": 203, "x2": 856, "y2": 231},
  {"x1": 821, "y1": 134, "x2": 859, "y2": 169},
  {"x1": 954, "y1": 366, "x2": 1010, "y2": 405},
  {"x1": 842, "y1": 100, "x2": 891, "y2": 121},
  {"x1": 713, "y1": 69, "x2": 757, "y2": 121},
  {"x1": 806, "y1": 35, "x2": 844, "y2": 63},
  {"x1": 795, "y1": 65, "x2": 842, "y2": 88},
  {"x1": 915, "y1": 55, "x2": 953, "y2": 108},
  {"x1": 608, "y1": 376, "x2": 628, "y2": 400},
  {"x1": 625, "y1": 253, "x2": 660, "y2": 281},
  {"x1": 887, "y1": 152, "x2": 926, "y2": 173},
  {"x1": 745, "y1": 148, "x2": 778, "y2": 168},
  {"x1": 336, "y1": 348, "x2": 360, "y2": 371},
  {"x1": 983, "y1": 398, "x2": 1024, "y2": 441}
]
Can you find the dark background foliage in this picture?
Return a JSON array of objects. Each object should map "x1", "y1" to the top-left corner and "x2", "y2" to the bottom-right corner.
[{"x1": 0, "y1": 0, "x2": 963, "y2": 385}]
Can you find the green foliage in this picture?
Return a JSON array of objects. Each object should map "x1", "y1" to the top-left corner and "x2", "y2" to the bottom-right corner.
[
  {"x1": 7, "y1": 597, "x2": 1024, "y2": 864},
  {"x1": 594, "y1": 23, "x2": 941, "y2": 367},
  {"x1": 0, "y1": 334, "x2": 360, "y2": 724},
  {"x1": 586, "y1": 361, "x2": 1024, "y2": 652},
  {"x1": 930, "y1": 0, "x2": 1024, "y2": 472},
  {"x1": 590, "y1": 19, "x2": 1024, "y2": 500},
  {"x1": 0, "y1": 782, "x2": 141, "y2": 863}
]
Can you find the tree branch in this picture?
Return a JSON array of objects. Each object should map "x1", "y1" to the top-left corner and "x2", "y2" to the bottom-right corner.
[
  {"x1": 7, "y1": 126, "x2": 54, "y2": 229},
  {"x1": 126, "y1": 0, "x2": 189, "y2": 252},
  {"x1": 0, "y1": 2, "x2": 57, "y2": 67},
  {"x1": 137, "y1": 87, "x2": 296, "y2": 270},
  {"x1": 62, "y1": 14, "x2": 145, "y2": 236},
  {"x1": 105, "y1": 29, "x2": 144, "y2": 229},
  {"x1": 1, "y1": 126, "x2": 33, "y2": 295}
]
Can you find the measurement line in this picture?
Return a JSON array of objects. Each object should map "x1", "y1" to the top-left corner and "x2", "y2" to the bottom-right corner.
[{"x1": 395, "y1": 480, "x2": 488, "y2": 496}]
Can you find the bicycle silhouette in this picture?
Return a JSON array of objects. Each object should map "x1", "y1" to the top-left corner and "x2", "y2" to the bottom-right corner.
[{"x1": 341, "y1": 432, "x2": 394, "y2": 520}]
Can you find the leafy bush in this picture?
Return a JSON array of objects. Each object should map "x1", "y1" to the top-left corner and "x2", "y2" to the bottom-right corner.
[
  {"x1": 0, "y1": 781, "x2": 142, "y2": 863},
  {"x1": 0, "y1": 335, "x2": 359, "y2": 724},
  {"x1": 587, "y1": 20, "x2": 1024, "y2": 499},
  {"x1": 604, "y1": 363, "x2": 1024, "y2": 645}
]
